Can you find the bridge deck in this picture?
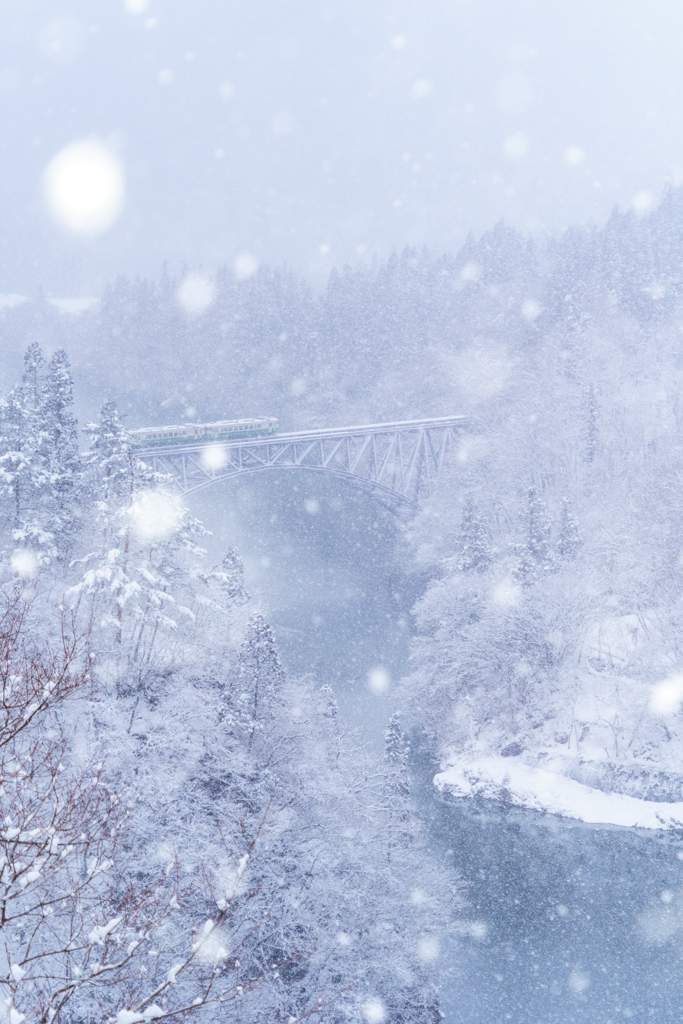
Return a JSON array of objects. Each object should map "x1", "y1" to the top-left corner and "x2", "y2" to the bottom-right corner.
[{"x1": 132, "y1": 415, "x2": 467, "y2": 457}]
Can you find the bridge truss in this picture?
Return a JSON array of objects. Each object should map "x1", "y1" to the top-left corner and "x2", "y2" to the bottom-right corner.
[{"x1": 137, "y1": 416, "x2": 467, "y2": 518}]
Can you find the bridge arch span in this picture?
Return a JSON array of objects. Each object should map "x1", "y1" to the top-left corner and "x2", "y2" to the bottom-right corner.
[
  {"x1": 137, "y1": 416, "x2": 466, "y2": 519},
  {"x1": 183, "y1": 463, "x2": 416, "y2": 518}
]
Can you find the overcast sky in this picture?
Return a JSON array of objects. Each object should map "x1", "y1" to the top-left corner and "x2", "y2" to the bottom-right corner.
[{"x1": 2, "y1": 0, "x2": 683, "y2": 294}]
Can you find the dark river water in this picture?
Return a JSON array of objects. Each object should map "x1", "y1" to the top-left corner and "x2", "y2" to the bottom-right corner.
[
  {"x1": 423, "y1": 783, "x2": 683, "y2": 1024},
  {"x1": 190, "y1": 471, "x2": 683, "y2": 1024}
]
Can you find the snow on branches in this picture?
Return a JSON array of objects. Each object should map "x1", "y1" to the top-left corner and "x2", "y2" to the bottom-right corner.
[{"x1": 0, "y1": 590, "x2": 298, "y2": 1024}]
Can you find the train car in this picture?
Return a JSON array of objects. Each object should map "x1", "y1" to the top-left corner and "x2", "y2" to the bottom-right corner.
[{"x1": 130, "y1": 417, "x2": 279, "y2": 447}]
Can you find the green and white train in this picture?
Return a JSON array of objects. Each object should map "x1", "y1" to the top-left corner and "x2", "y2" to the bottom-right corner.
[{"x1": 130, "y1": 418, "x2": 279, "y2": 447}]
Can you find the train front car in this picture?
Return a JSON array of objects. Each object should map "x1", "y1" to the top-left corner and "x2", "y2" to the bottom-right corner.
[{"x1": 130, "y1": 417, "x2": 279, "y2": 447}]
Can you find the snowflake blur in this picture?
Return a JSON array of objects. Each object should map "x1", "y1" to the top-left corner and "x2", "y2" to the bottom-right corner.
[
  {"x1": 233, "y1": 254, "x2": 258, "y2": 280},
  {"x1": 10, "y1": 549, "x2": 39, "y2": 579},
  {"x1": 367, "y1": 667, "x2": 390, "y2": 694},
  {"x1": 177, "y1": 273, "x2": 217, "y2": 317},
  {"x1": 43, "y1": 140, "x2": 124, "y2": 236},
  {"x1": 129, "y1": 491, "x2": 183, "y2": 544},
  {"x1": 362, "y1": 998, "x2": 386, "y2": 1023},
  {"x1": 200, "y1": 444, "x2": 229, "y2": 473},
  {"x1": 649, "y1": 674, "x2": 683, "y2": 716}
]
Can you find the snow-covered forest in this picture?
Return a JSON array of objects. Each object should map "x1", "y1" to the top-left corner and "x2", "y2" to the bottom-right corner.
[
  {"x1": 3, "y1": 190, "x2": 683, "y2": 1018},
  {"x1": 0, "y1": 340, "x2": 464, "y2": 1021},
  {"x1": 8, "y1": 2, "x2": 683, "y2": 1021}
]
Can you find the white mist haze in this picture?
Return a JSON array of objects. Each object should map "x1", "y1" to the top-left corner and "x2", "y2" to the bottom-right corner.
[
  {"x1": 2, "y1": 0, "x2": 683, "y2": 292},
  {"x1": 4, "y1": 4, "x2": 683, "y2": 1023}
]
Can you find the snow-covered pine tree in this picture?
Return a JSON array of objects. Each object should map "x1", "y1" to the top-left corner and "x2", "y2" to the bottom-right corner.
[
  {"x1": 41, "y1": 350, "x2": 80, "y2": 486},
  {"x1": 82, "y1": 399, "x2": 139, "y2": 511},
  {"x1": 557, "y1": 496, "x2": 581, "y2": 562},
  {"x1": 0, "y1": 345, "x2": 55, "y2": 574},
  {"x1": 185, "y1": 548, "x2": 252, "y2": 671},
  {"x1": 582, "y1": 382, "x2": 599, "y2": 464},
  {"x1": 527, "y1": 486, "x2": 553, "y2": 569},
  {"x1": 517, "y1": 485, "x2": 555, "y2": 584},
  {"x1": 234, "y1": 612, "x2": 285, "y2": 751},
  {"x1": 40, "y1": 348, "x2": 82, "y2": 560},
  {"x1": 383, "y1": 710, "x2": 410, "y2": 811},
  {"x1": 456, "y1": 493, "x2": 492, "y2": 574},
  {"x1": 21, "y1": 340, "x2": 44, "y2": 414},
  {"x1": 399, "y1": 494, "x2": 498, "y2": 747},
  {"x1": 220, "y1": 545, "x2": 249, "y2": 603},
  {"x1": 70, "y1": 400, "x2": 206, "y2": 694},
  {"x1": 317, "y1": 682, "x2": 339, "y2": 722},
  {"x1": 114, "y1": 610, "x2": 329, "y2": 1023}
]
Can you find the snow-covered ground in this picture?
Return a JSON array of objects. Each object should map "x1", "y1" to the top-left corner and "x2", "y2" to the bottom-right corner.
[{"x1": 435, "y1": 756, "x2": 683, "y2": 829}]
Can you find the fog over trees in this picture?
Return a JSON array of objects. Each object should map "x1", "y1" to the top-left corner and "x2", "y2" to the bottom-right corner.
[
  {"x1": 6, "y1": 2, "x2": 683, "y2": 1022},
  {"x1": 1, "y1": 189, "x2": 683, "y2": 1018},
  {"x1": 0, "y1": 336, "x2": 461, "y2": 1023}
]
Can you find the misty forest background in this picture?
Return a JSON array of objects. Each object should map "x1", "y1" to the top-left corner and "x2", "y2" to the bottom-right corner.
[
  {"x1": 3, "y1": 188, "x2": 683, "y2": 1020},
  {"x1": 13, "y1": 184, "x2": 683, "y2": 781}
]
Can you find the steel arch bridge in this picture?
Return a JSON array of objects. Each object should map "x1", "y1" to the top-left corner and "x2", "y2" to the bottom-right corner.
[{"x1": 136, "y1": 416, "x2": 467, "y2": 518}]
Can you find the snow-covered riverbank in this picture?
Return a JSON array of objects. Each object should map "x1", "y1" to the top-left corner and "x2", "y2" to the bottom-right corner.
[{"x1": 436, "y1": 756, "x2": 683, "y2": 829}]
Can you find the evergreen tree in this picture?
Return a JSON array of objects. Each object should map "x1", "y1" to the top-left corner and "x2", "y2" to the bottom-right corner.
[
  {"x1": 41, "y1": 348, "x2": 82, "y2": 557},
  {"x1": 382, "y1": 712, "x2": 414, "y2": 881},
  {"x1": 0, "y1": 346, "x2": 54, "y2": 571},
  {"x1": 317, "y1": 682, "x2": 338, "y2": 721},
  {"x1": 21, "y1": 339, "x2": 44, "y2": 413},
  {"x1": 71, "y1": 400, "x2": 206, "y2": 691},
  {"x1": 42, "y1": 348, "x2": 80, "y2": 478},
  {"x1": 557, "y1": 496, "x2": 581, "y2": 561},
  {"x1": 383, "y1": 711, "x2": 410, "y2": 808},
  {"x1": 516, "y1": 486, "x2": 555, "y2": 584},
  {"x1": 219, "y1": 545, "x2": 249, "y2": 602},
  {"x1": 82, "y1": 400, "x2": 139, "y2": 509},
  {"x1": 527, "y1": 486, "x2": 553, "y2": 567},
  {"x1": 582, "y1": 382, "x2": 599, "y2": 464},
  {"x1": 235, "y1": 612, "x2": 285, "y2": 749},
  {"x1": 456, "y1": 493, "x2": 492, "y2": 573}
]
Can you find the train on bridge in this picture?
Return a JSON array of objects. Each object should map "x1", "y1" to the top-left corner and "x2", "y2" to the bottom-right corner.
[
  {"x1": 132, "y1": 414, "x2": 466, "y2": 514},
  {"x1": 130, "y1": 417, "x2": 279, "y2": 447}
]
